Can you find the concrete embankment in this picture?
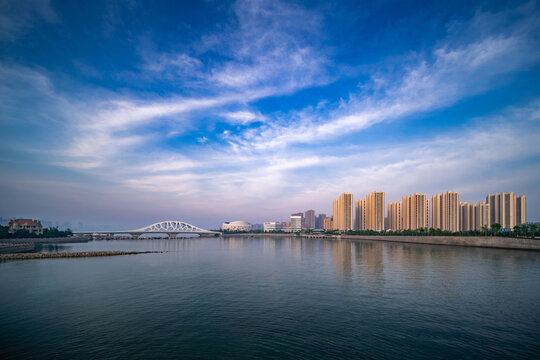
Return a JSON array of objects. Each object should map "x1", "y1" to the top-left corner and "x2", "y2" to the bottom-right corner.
[
  {"x1": 223, "y1": 233, "x2": 335, "y2": 239},
  {"x1": 223, "y1": 233, "x2": 299, "y2": 238},
  {"x1": 0, "y1": 242, "x2": 35, "y2": 253},
  {"x1": 339, "y1": 235, "x2": 540, "y2": 251},
  {"x1": 0, "y1": 250, "x2": 162, "y2": 261},
  {"x1": 222, "y1": 233, "x2": 540, "y2": 251},
  {"x1": 0, "y1": 235, "x2": 91, "y2": 244},
  {"x1": 0, "y1": 236, "x2": 91, "y2": 253}
]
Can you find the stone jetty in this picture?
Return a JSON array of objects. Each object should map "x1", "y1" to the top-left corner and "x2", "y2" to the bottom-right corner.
[{"x1": 0, "y1": 250, "x2": 162, "y2": 261}]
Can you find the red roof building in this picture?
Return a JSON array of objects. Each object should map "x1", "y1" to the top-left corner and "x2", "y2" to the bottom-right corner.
[{"x1": 8, "y1": 219, "x2": 43, "y2": 235}]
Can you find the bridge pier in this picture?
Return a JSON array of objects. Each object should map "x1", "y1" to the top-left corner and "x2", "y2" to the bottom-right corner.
[
  {"x1": 168, "y1": 233, "x2": 177, "y2": 240},
  {"x1": 131, "y1": 233, "x2": 141, "y2": 240},
  {"x1": 199, "y1": 232, "x2": 220, "y2": 237}
]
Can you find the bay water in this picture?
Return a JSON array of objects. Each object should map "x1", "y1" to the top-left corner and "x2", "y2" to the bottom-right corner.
[{"x1": 1, "y1": 236, "x2": 539, "y2": 359}]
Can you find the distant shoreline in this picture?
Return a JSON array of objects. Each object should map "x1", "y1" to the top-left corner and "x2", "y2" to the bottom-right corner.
[{"x1": 222, "y1": 233, "x2": 540, "y2": 251}]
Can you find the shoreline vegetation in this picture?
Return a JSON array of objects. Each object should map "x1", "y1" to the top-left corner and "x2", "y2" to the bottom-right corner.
[
  {"x1": 0, "y1": 251, "x2": 163, "y2": 261},
  {"x1": 0, "y1": 225, "x2": 73, "y2": 239}
]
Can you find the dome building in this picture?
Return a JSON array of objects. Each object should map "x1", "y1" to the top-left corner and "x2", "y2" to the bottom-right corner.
[{"x1": 221, "y1": 221, "x2": 252, "y2": 232}]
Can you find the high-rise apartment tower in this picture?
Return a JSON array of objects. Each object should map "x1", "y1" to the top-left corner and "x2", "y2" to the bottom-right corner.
[
  {"x1": 333, "y1": 193, "x2": 353, "y2": 231},
  {"x1": 402, "y1": 193, "x2": 430, "y2": 230},
  {"x1": 432, "y1": 191, "x2": 460, "y2": 232},
  {"x1": 486, "y1": 192, "x2": 526, "y2": 228},
  {"x1": 305, "y1": 210, "x2": 316, "y2": 230},
  {"x1": 354, "y1": 199, "x2": 366, "y2": 231},
  {"x1": 366, "y1": 191, "x2": 385, "y2": 231},
  {"x1": 388, "y1": 201, "x2": 402, "y2": 231}
]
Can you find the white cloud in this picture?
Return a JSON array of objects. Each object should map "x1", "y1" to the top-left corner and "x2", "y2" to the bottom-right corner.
[
  {"x1": 222, "y1": 111, "x2": 261, "y2": 125},
  {"x1": 102, "y1": 100, "x2": 540, "y2": 223},
  {"x1": 232, "y1": 24, "x2": 540, "y2": 151},
  {"x1": 140, "y1": 0, "x2": 332, "y2": 94}
]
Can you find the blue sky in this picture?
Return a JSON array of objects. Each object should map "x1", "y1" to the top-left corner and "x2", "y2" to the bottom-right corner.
[{"x1": 1, "y1": 0, "x2": 539, "y2": 230}]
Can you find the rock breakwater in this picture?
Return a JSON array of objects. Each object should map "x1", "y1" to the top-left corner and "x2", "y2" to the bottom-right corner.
[{"x1": 0, "y1": 251, "x2": 163, "y2": 261}]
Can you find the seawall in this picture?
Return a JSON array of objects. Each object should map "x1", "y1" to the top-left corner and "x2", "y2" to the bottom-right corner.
[
  {"x1": 339, "y1": 235, "x2": 540, "y2": 251},
  {"x1": 0, "y1": 236, "x2": 91, "y2": 253}
]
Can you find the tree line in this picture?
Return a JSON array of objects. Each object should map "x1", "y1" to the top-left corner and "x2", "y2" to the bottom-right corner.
[
  {"x1": 219, "y1": 223, "x2": 539, "y2": 238},
  {"x1": 0, "y1": 226, "x2": 73, "y2": 239},
  {"x1": 341, "y1": 223, "x2": 538, "y2": 238}
]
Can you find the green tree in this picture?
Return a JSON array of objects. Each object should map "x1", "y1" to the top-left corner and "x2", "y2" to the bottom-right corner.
[
  {"x1": 530, "y1": 224, "x2": 538, "y2": 238},
  {"x1": 491, "y1": 223, "x2": 502, "y2": 235},
  {"x1": 481, "y1": 225, "x2": 488, "y2": 236},
  {"x1": 0, "y1": 225, "x2": 9, "y2": 238},
  {"x1": 518, "y1": 226, "x2": 524, "y2": 237}
]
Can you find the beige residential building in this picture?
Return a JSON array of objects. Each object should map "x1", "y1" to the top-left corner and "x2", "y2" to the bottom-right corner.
[
  {"x1": 459, "y1": 201, "x2": 491, "y2": 231},
  {"x1": 515, "y1": 195, "x2": 526, "y2": 225},
  {"x1": 354, "y1": 199, "x2": 366, "y2": 231},
  {"x1": 474, "y1": 201, "x2": 490, "y2": 230},
  {"x1": 324, "y1": 216, "x2": 334, "y2": 230},
  {"x1": 426, "y1": 198, "x2": 431, "y2": 229},
  {"x1": 402, "y1": 193, "x2": 429, "y2": 230},
  {"x1": 333, "y1": 199, "x2": 338, "y2": 230},
  {"x1": 366, "y1": 190, "x2": 385, "y2": 231},
  {"x1": 501, "y1": 192, "x2": 515, "y2": 229},
  {"x1": 432, "y1": 191, "x2": 460, "y2": 232},
  {"x1": 458, "y1": 200, "x2": 491, "y2": 231},
  {"x1": 463, "y1": 201, "x2": 491, "y2": 231},
  {"x1": 388, "y1": 201, "x2": 402, "y2": 231},
  {"x1": 486, "y1": 193, "x2": 500, "y2": 225},
  {"x1": 332, "y1": 193, "x2": 353, "y2": 231},
  {"x1": 460, "y1": 202, "x2": 472, "y2": 231},
  {"x1": 486, "y1": 192, "x2": 526, "y2": 228}
]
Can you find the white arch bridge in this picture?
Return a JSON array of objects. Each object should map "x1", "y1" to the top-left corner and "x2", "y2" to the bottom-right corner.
[{"x1": 76, "y1": 221, "x2": 220, "y2": 239}]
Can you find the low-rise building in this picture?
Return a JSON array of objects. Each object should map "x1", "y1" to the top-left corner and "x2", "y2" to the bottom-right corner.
[
  {"x1": 251, "y1": 223, "x2": 264, "y2": 231},
  {"x1": 263, "y1": 222, "x2": 281, "y2": 232},
  {"x1": 8, "y1": 219, "x2": 43, "y2": 235}
]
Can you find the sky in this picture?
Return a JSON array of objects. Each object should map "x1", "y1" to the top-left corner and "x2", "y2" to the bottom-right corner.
[{"x1": 0, "y1": 0, "x2": 539, "y2": 230}]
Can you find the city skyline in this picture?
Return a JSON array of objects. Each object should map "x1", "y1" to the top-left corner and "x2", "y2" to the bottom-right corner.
[
  {"x1": 1, "y1": 0, "x2": 539, "y2": 229},
  {"x1": 0, "y1": 188, "x2": 533, "y2": 231},
  {"x1": 253, "y1": 190, "x2": 528, "y2": 233}
]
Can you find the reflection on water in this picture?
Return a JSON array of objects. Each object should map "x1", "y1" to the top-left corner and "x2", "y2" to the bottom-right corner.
[
  {"x1": 332, "y1": 241, "x2": 353, "y2": 281},
  {"x1": 2, "y1": 236, "x2": 539, "y2": 359},
  {"x1": 34, "y1": 236, "x2": 540, "y2": 288}
]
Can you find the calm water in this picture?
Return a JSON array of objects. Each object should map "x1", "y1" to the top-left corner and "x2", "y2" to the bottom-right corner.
[{"x1": 1, "y1": 237, "x2": 539, "y2": 359}]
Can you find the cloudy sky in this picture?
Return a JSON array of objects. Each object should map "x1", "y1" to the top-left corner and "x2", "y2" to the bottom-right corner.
[{"x1": 1, "y1": 0, "x2": 539, "y2": 230}]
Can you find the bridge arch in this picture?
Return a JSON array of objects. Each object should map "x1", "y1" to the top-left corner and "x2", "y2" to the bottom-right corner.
[
  {"x1": 78, "y1": 220, "x2": 220, "y2": 238},
  {"x1": 129, "y1": 221, "x2": 218, "y2": 235}
]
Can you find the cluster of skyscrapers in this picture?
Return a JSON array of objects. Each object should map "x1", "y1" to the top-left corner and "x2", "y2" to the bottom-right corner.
[
  {"x1": 325, "y1": 191, "x2": 526, "y2": 232},
  {"x1": 264, "y1": 211, "x2": 328, "y2": 232}
]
